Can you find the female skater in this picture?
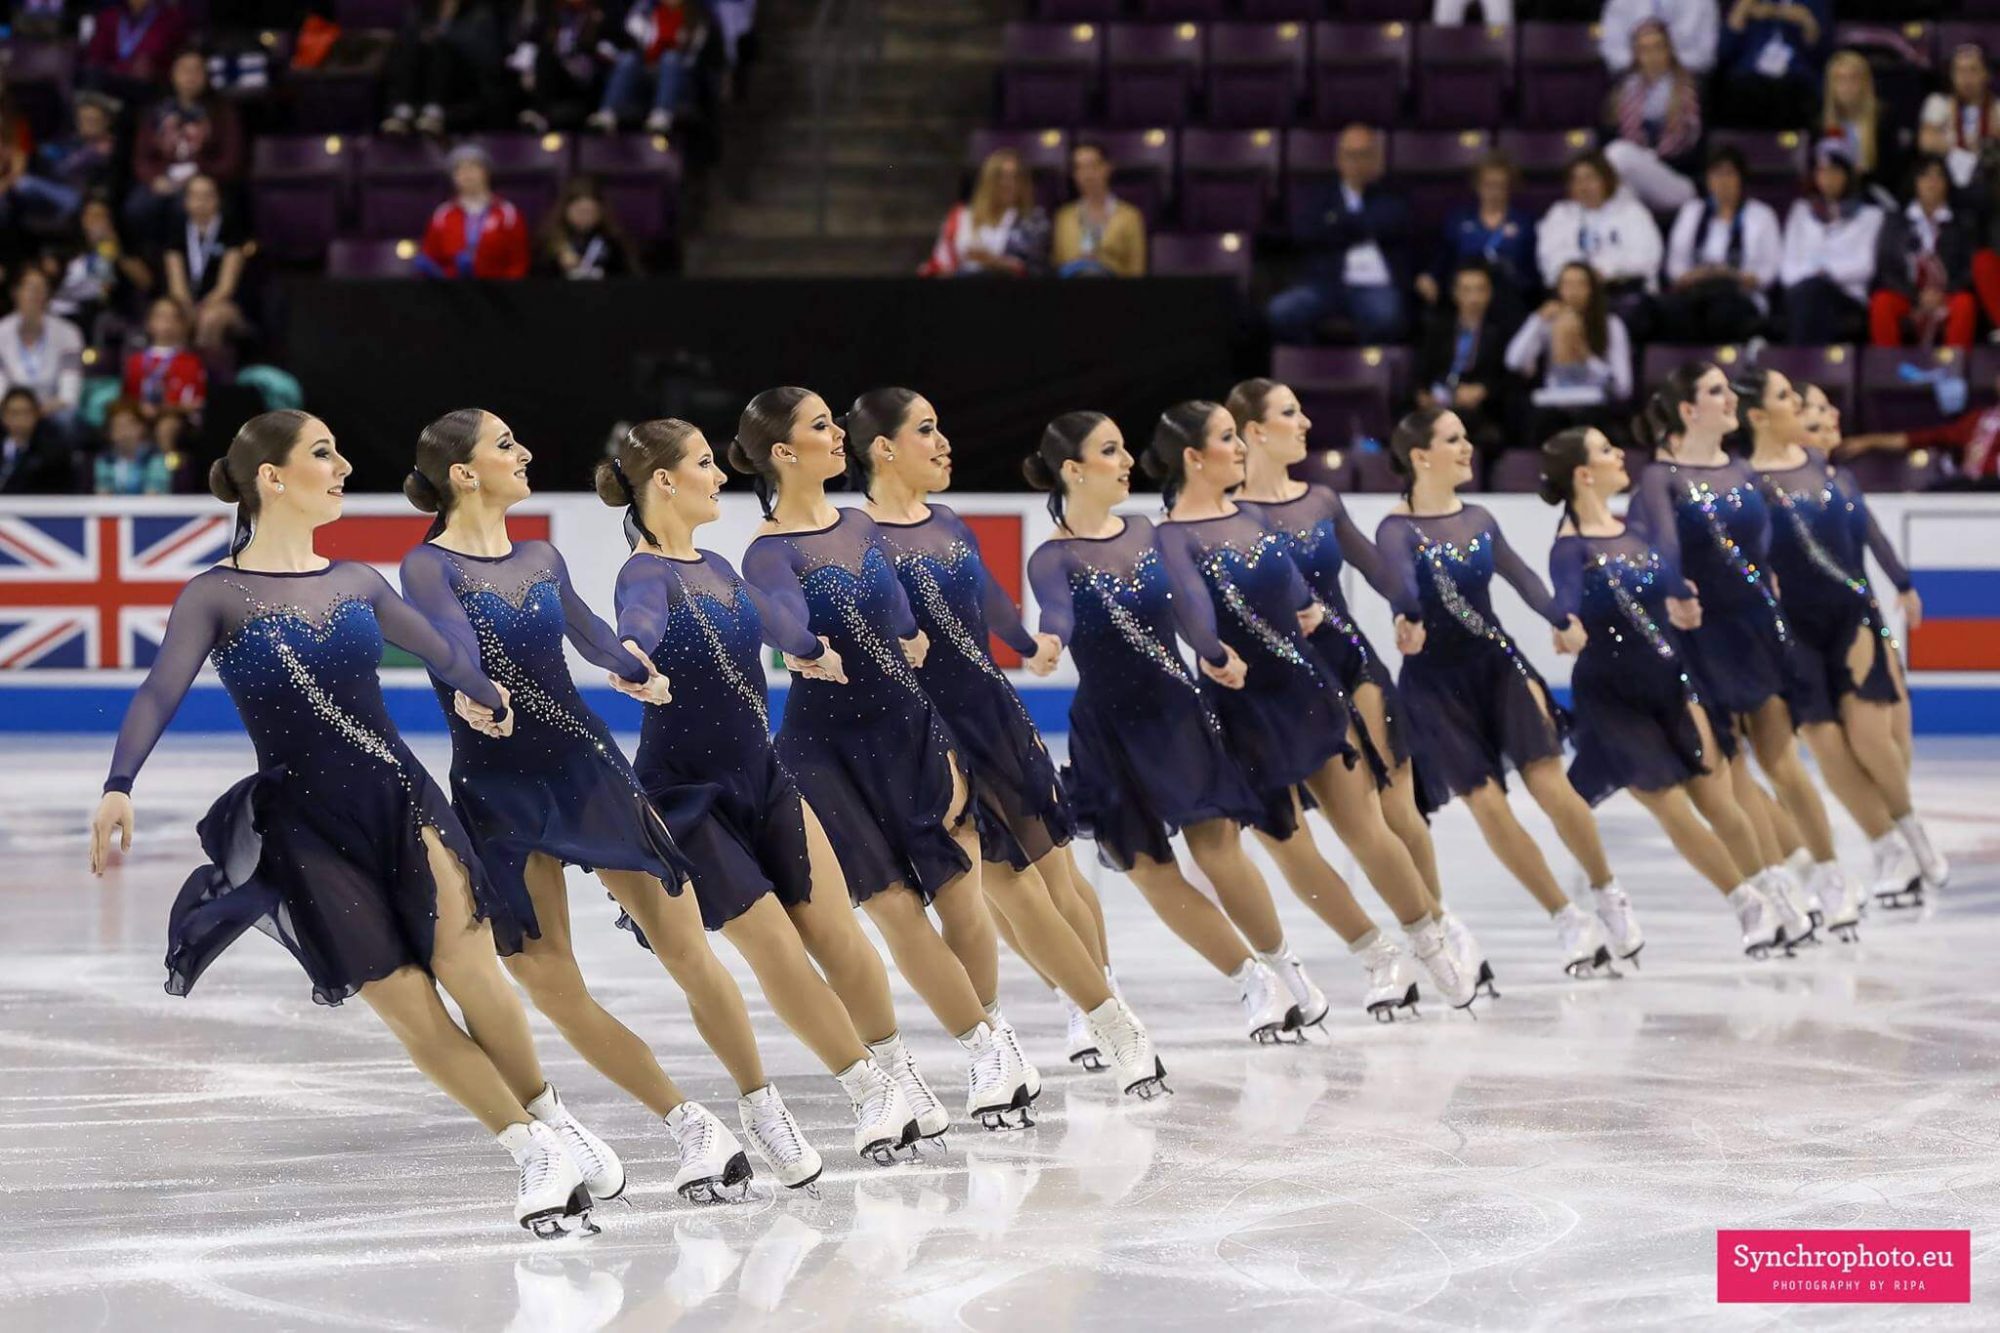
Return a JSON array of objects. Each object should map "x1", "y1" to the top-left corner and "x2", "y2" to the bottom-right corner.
[
  {"x1": 847, "y1": 387, "x2": 1121, "y2": 1071},
  {"x1": 1738, "y1": 370, "x2": 1948, "y2": 907},
  {"x1": 1145, "y1": 401, "x2": 1479, "y2": 1011},
  {"x1": 1022, "y1": 411, "x2": 1324, "y2": 1037},
  {"x1": 1379, "y1": 407, "x2": 1634, "y2": 975},
  {"x1": 1627, "y1": 364, "x2": 1853, "y2": 939},
  {"x1": 728, "y1": 388, "x2": 1163, "y2": 1115},
  {"x1": 400, "y1": 409, "x2": 901, "y2": 1193},
  {"x1": 89, "y1": 411, "x2": 605, "y2": 1238},
  {"x1": 1537, "y1": 427, "x2": 1786, "y2": 954}
]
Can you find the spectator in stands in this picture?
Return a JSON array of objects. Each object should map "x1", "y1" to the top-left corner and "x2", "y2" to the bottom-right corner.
[
  {"x1": 381, "y1": 1, "x2": 509, "y2": 138},
  {"x1": 1051, "y1": 141, "x2": 1146, "y2": 279},
  {"x1": 1417, "y1": 151, "x2": 1536, "y2": 320},
  {"x1": 51, "y1": 196, "x2": 154, "y2": 341},
  {"x1": 1601, "y1": 0, "x2": 1718, "y2": 76},
  {"x1": 1658, "y1": 145, "x2": 1783, "y2": 344},
  {"x1": 0, "y1": 387, "x2": 70, "y2": 494},
  {"x1": 536, "y1": 175, "x2": 642, "y2": 278},
  {"x1": 1417, "y1": 260, "x2": 1511, "y2": 460},
  {"x1": 0, "y1": 74, "x2": 30, "y2": 235},
  {"x1": 710, "y1": 0, "x2": 757, "y2": 71},
  {"x1": 1535, "y1": 150, "x2": 1662, "y2": 338},
  {"x1": 1431, "y1": 1, "x2": 1510, "y2": 24},
  {"x1": 590, "y1": 0, "x2": 710, "y2": 136},
  {"x1": 0, "y1": 268, "x2": 85, "y2": 423},
  {"x1": 1779, "y1": 139, "x2": 1884, "y2": 345},
  {"x1": 93, "y1": 397, "x2": 172, "y2": 495},
  {"x1": 1843, "y1": 368, "x2": 2000, "y2": 490},
  {"x1": 80, "y1": 1, "x2": 191, "y2": 100},
  {"x1": 417, "y1": 145, "x2": 531, "y2": 280},
  {"x1": 1505, "y1": 260, "x2": 1633, "y2": 443},
  {"x1": 515, "y1": 0, "x2": 618, "y2": 133},
  {"x1": 1823, "y1": 51, "x2": 1893, "y2": 201},
  {"x1": 1602, "y1": 19, "x2": 1702, "y2": 213},
  {"x1": 1869, "y1": 156, "x2": 1978, "y2": 350},
  {"x1": 920, "y1": 148, "x2": 1048, "y2": 279},
  {"x1": 1918, "y1": 44, "x2": 2000, "y2": 192},
  {"x1": 163, "y1": 174, "x2": 251, "y2": 353},
  {"x1": 126, "y1": 49, "x2": 246, "y2": 246},
  {"x1": 11, "y1": 93, "x2": 120, "y2": 230},
  {"x1": 1714, "y1": 0, "x2": 1829, "y2": 131},
  {"x1": 122, "y1": 296, "x2": 206, "y2": 418},
  {"x1": 1268, "y1": 124, "x2": 1410, "y2": 345}
]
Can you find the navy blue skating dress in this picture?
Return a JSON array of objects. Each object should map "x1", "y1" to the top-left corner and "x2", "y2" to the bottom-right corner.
[
  {"x1": 616, "y1": 549, "x2": 814, "y2": 932},
  {"x1": 103, "y1": 562, "x2": 523, "y2": 1006},
  {"x1": 740, "y1": 511, "x2": 970, "y2": 905},
  {"x1": 1752, "y1": 447, "x2": 1912, "y2": 726},
  {"x1": 1156, "y1": 507, "x2": 1363, "y2": 833},
  {"x1": 1243, "y1": 484, "x2": 1417, "y2": 773},
  {"x1": 398, "y1": 542, "x2": 691, "y2": 922},
  {"x1": 1628, "y1": 457, "x2": 1801, "y2": 731},
  {"x1": 1028, "y1": 516, "x2": 1267, "y2": 871},
  {"x1": 1375, "y1": 505, "x2": 1572, "y2": 809},
  {"x1": 872, "y1": 503, "x2": 1075, "y2": 871},
  {"x1": 1549, "y1": 529, "x2": 1711, "y2": 806}
]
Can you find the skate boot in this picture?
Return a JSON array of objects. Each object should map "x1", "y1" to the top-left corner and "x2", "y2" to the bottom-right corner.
[
  {"x1": 499, "y1": 1119, "x2": 595, "y2": 1239},
  {"x1": 1087, "y1": 997, "x2": 1170, "y2": 1100},
  {"x1": 1897, "y1": 813, "x2": 1950, "y2": 894},
  {"x1": 1869, "y1": 831, "x2": 1922, "y2": 910},
  {"x1": 1728, "y1": 880, "x2": 1782, "y2": 958},
  {"x1": 1232, "y1": 957, "x2": 1297, "y2": 1042},
  {"x1": 866, "y1": 1031, "x2": 951, "y2": 1147},
  {"x1": 1554, "y1": 903, "x2": 1613, "y2": 977},
  {"x1": 1354, "y1": 930, "x2": 1421, "y2": 1021},
  {"x1": 526, "y1": 1083, "x2": 624, "y2": 1202},
  {"x1": 1406, "y1": 917, "x2": 1475, "y2": 1010},
  {"x1": 1256, "y1": 940, "x2": 1331, "y2": 1032},
  {"x1": 1590, "y1": 879, "x2": 1645, "y2": 966},
  {"x1": 1796, "y1": 866, "x2": 1830, "y2": 928},
  {"x1": 1442, "y1": 909, "x2": 1498, "y2": 998},
  {"x1": 1760, "y1": 868, "x2": 1817, "y2": 950},
  {"x1": 986, "y1": 1004, "x2": 1041, "y2": 1105},
  {"x1": 665, "y1": 1100, "x2": 753, "y2": 1204},
  {"x1": 736, "y1": 1085, "x2": 822, "y2": 1194},
  {"x1": 1809, "y1": 862, "x2": 1864, "y2": 942},
  {"x1": 836, "y1": 1059, "x2": 917, "y2": 1165},
  {"x1": 1063, "y1": 995, "x2": 1106, "y2": 1071},
  {"x1": 959, "y1": 1023, "x2": 1021, "y2": 1130}
]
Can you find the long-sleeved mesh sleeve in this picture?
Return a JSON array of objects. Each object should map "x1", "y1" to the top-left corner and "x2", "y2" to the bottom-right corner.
[
  {"x1": 1629, "y1": 465, "x2": 1694, "y2": 597},
  {"x1": 738, "y1": 539, "x2": 827, "y2": 659},
  {"x1": 396, "y1": 544, "x2": 483, "y2": 666},
  {"x1": 1372, "y1": 515, "x2": 1428, "y2": 620},
  {"x1": 103, "y1": 575, "x2": 223, "y2": 794},
  {"x1": 614, "y1": 556, "x2": 676, "y2": 652},
  {"x1": 852, "y1": 515, "x2": 920, "y2": 641},
  {"x1": 544, "y1": 544, "x2": 648, "y2": 681},
  {"x1": 1840, "y1": 467, "x2": 1913, "y2": 593},
  {"x1": 1027, "y1": 544, "x2": 1076, "y2": 645},
  {"x1": 1548, "y1": 535, "x2": 1586, "y2": 623},
  {"x1": 938, "y1": 506, "x2": 1037, "y2": 655},
  {"x1": 360, "y1": 565, "x2": 507, "y2": 720},
  {"x1": 1486, "y1": 514, "x2": 1568, "y2": 627},
  {"x1": 1328, "y1": 490, "x2": 1419, "y2": 618},
  {"x1": 1154, "y1": 523, "x2": 1230, "y2": 667}
]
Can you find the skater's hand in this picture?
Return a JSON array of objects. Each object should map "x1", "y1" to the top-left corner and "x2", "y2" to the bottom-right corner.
[
  {"x1": 456, "y1": 684, "x2": 514, "y2": 738},
  {"x1": 90, "y1": 791, "x2": 133, "y2": 876},
  {"x1": 787, "y1": 638, "x2": 847, "y2": 683},
  {"x1": 1199, "y1": 644, "x2": 1249, "y2": 690},
  {"x1": 1297, "y1": 601, "x2": 1327, "y2": 635},
  {"x1": 1393, "y1": 615, "x2": 1425, "y2": 656},
  {"x1": 609, "y1": 645, "x2": 672, "y2": 704},
  {"x1": 1025, "y1": 632, "x2": 1063, "y2": 677},
  {"x1": 1553, "y1": 615, "x2": 1587, "y2": 656},
  {"x1": 1665, "y1": 594, "x2": 1703, "y2": 631},
  {"x1": 1900, "y1": 588, "x2": 1923, "y2": 631},
  {"x1": 899, "y1": 630, "x2": 930, "y2": 669}
]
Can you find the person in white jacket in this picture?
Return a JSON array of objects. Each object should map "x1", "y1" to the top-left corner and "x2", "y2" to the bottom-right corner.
[
  {"x1": 1601, "y1": 0, "x2": 1718, "y2": 76},
  {"x1": 1657, "y1": 145, "x2": 1784, "y2": 344},
  {"x1": 1779, "y1": 140, "x2": 1885, "y2": 346},
  {"x1": 1506, "y1": 260, "x2": 1634, "y2": 443},
  {"x1": 1537, "y1": 150, "x2": 1664, "y2": 340}
]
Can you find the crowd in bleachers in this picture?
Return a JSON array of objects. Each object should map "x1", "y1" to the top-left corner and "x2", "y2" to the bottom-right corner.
[
  {"x1": 961, "y1": 0, "x2": 2000, "y2": 487},
  {"x1": 0, "y1": 1, "x2": 746, "y2": 495}
]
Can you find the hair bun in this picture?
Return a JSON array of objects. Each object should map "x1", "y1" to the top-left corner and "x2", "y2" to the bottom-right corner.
[
  {"x1": 593, "y1": 459, "x2": 627, "y2": 508},
  {"x1": 402, "y1": 468, "x2": 441, "y2": 514},
  {"x1": 207, "y1": 458, "x2": 239, "y2": 504},
  {"x1": 726, "y1": 437, "x2": 755, "y2": 475},
  {"x1": 1021, "y1": 453, "x2": 1055, "y2": 491},
  {"x1": 1535, "y1": 478, "x2": 1565, "y2": 507}
]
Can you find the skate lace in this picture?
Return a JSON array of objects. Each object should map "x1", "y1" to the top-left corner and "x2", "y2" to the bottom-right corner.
[
  {"x1": 895, "y1": 1049, "x2": 941, "y2": 1113},
  {"x1": 973, "y1": 1038, "x2": 1008, "y2": 1092},
  {"x1": 1098, "y1": 1008, "x2": 1142, "y2": 1065},
  {"x1": 1362, "y1": 947, "x2": 1398, "y2": 990},
  {"x1": 1241, "y1": 966, "x2": 1277, "y2": 1016},
  {"x1": 754, "y1": 1098, "x2": 805, "y2": 1164},
  {"x1": 680, "y1": 1108, "x2": 716, "y2": 1165},
  {"x1": 858, "y1": 1074, "x2": 896, "y2": 1128},
  {"x1": 553, "y1": 1113, "x2": 607, "y2": 1177},
  {"x1": 519, "y1": 1136, "x2": 557, "y2": 1195}
]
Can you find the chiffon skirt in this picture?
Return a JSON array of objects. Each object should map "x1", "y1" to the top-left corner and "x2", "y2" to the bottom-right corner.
[
  {"x1": 1399, "y1": 641, "x2": 1569, "y2": 809},
  {"x1": 934, "y1": 675, "x2": 1076, "y2": 872},
  {"x1": 1567, "y1": 656, "x2": 1709, "y2": 806},
  {"x1": 1785, "y1": 594, "x2": 1904, "y2": 727},
  {"x1": 637, "y1": 746, "x2": 814, "y2": 934}
]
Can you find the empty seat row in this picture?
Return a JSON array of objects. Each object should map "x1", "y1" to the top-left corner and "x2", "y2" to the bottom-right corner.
[{"x1": 1032, "y1": 0, "x2": 2000, "y2": 34}]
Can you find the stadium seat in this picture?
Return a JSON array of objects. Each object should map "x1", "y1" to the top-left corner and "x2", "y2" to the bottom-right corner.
[
  {"x1": 1937, "y1": 23, "x2": 2000, "y2": 65},
  {"x1": 1204, "y1": 22, "x2": 1309, "y2": 129},
  {"x1": 1036, "y1": 0, "x2": 1123, "y2": 18},
  {"x1": 1350, "y1": 447, "x2": 1404, "y2": 494},
  {"x1": 1387, "y1": 129, "x2": 1492, "y2": 243},
  {"x1": 1342, "y1": 0, "x2": 1428, "y2": 21},
  {"x1": 334, "y1": 0, "x2": 406, "y2": 25},
  {"x1": 1860, "y1": 346, "x2": 1974, "y2": 433},
  {"x1": 1486, "y1": 450, "x2": 1545, "y2": 493},
  {"x1": 1705, "y1": 129, "x2": 1810, "y2": 210},
  {"x1": 1518, "y1": 24, "x2": 1610, "y2": 130},
  {"x1": 249, "y1": 135, "x2": 354, "y2": 264},
  {"x1": 1139, "y1": 0, "x2": 1229, "y2": 17},
  {"x1": 1, "y1": 41, "x2": 73, "y2": 141},
  {"x1": 1081, "y1": 127, "x2": 1179, "y2": 223},
  {"x1": 1271, "y1": 345, "x2": 1414, "y2": 450},
  {"x1": 1833, "y1": 21, "x2": 1937, "y2": 68},
  {"x1": 1150, "y1": 231, "x2": 1255, "y2": 288},
  {"x1": 326, "y1": 237, "x2": 421, "y2": 279},
  {"x1": 1104, "y1": 22, "x2": 1205, "y2": 127},
  {"x1": 1414, "y1": 24, "x2": 1512, "y2": 129},
  {"x1": 1001, "y1": 22, "x2": 1104, "y2": 128},
  {"x1": 1241, "y1": 0, "x2": 1329, "y2": 18},
  {"x1": 1307, "y1": 22, "x2": 1410, "y2": 129},
  {"x1": 968, "y1": 128, "x2": 1073, "y2": 211},
  {"x1": 1178, "y1": 127, "x2": 1280, "y2": 232},
  {"x1": 1281, "y1": 127, "x2": 1341, "y2": 224},
  {"x1": 576, "y1": 134, "x2": 683, "y2": 245},
  {"x1": 476, "y1": 133, "x2": 573, "y2": 231},
  {"x1": 1499, "y1": 127, "x2": 1598, "y2": 218},
  {"x1": 356, "y1": 136, "x2": 451, "y2": 239}
]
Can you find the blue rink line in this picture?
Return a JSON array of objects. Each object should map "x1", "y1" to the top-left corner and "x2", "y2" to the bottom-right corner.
[{"x1": 5, "y1": 683, "x2": 2000, "y2": 735}]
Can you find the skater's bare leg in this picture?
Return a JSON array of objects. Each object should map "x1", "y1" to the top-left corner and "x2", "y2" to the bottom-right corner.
[
  {"x1": 1055, "y1": 845, "x2": 1112, "y2": 967},
  {"x1": 786, "y1": 800, "x2": 901, "y2": 1045},
  {"x1": 1125, "y1": 853, "x2": 1258, "y2": 975},
  {"x1": 1301, "y1": 735, "x2": 1439, "y2": 925},
  {"x1": 1254, "y1": 793, "x2": 1377, "y2": 944},
  {"x1": 1630, "y1": 786, "x2": 1742, "y2": 895},
  {"x1": 1686, "y1": 707, "x2": 1765, "y2": 882},
  {"x1": 1800, "y1": 720, "x2": 1897, "y2": 838},
  {"x1": 1461, "y1": 781, "x2": 1571, "y2": 913},
  {"x1": 861, "y1": 885, "x2": 989, "y2": 1037},
  {"x1": 1037, "y1": 845, "x2": 1108, "y2": 972},
  {"x1": 1728, "y1": 750, "x2": 1787, "y2": 866},
  {"x1": 1351, "y1": 682, "x2": 1442, "y2": 903},
  {"x1": 420, "y1": 827, "x2": 546, "y2": 1106},
  {"x1": 991, "y1": 901, "x2": 1057, "y2": 989},
  {"x1": 982, "y1": 855, "x2": 1113, "y2": 1010},
  {"x1": 1185, "y1": 819, "x2": 1285, "y2": 953},
  {"x1": 1837, "y1": 627, "x2": 1916, "y2": 817},
  {"x1": 721, "y1": 894, "x2": 870, "y2": 1073},
  {"x1": 361, "y1": 965, "x2": 529, "y2": 1133},
  {"x1": 1520, "y1": 681, "x2": 1616, "y2": 889},
  {"x1": 930, "y1": 756, "x2": 1001, "y2": 1008},
  {"x1": 1747, "y1": 697, "x2": 1836, "y2": 863}
]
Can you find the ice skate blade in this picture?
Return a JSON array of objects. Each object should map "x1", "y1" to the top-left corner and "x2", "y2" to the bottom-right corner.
[
  {"x1": 977, "y1": 1106, "x2": 1035, "y2": 1132},
  {"x1": 1830, "y1": 921, "x2": 1859, "y2": 943},
  {"x1": 524, "y1": 1186, "x2": 598, "y2": 1240},
  {"x1": 1069, "y1": 1047, "x2": 1106, "y2": 1071},
  {"x1": 1744, "y1": 939, "x2": 1778, "y2": 960},
  {"x1": 1617, "y1": 944, "x2": 1642, "y2": 970},
  {"x1": 1874, "y1": 885, "x2": 1924, "y2": 911},
  {"x1": 895, "y1": 1118, "x2": 920, "y2": 1150},
  {"x1": 1475, "y1": 962, "x2": 1500, "y2": 999},
  {"x1": 861, "y1": 1141, "x2": 900, "y2": 1166},
  {"x1": 1248, "y1": 1022, "x2": 1299, "y2": 1044},
  {"x1": 1563, "y1": 945, "x2": 1616, "y2": 979}
]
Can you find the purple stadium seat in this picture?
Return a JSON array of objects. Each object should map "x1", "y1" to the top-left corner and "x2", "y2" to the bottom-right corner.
[
  {"x1": 576, "y1": 134, "x2": 683, "y2": 246},
  {"x1": 356, "y1": 137, "x2": 451, "y2": 238},
  {"x1": 1499, "y1": 128, "x2": 1598, "y2": 218},
  {"x1": 1149, "y1": 231, "x2": 1255, "y2": 288},
  {"x1": 1387, "y1": 129, "x2": 1492, "y2": 242},
  {"x1": 1859, "y1": 346, "x2": 1975, "y2": 433},
  {"x1": 1342, "y1": 0, "x2": 1427, "y2": 20},
  {"x1": 2, "y1": 41, "x2": 73, "y2": 141},
  {"x1": 1037, "y1": 0, "x2": 1123, "y2": 18},
  {"x1": 476, "y1": 133, "x2": 573, "y2": 230},
  {"x1": 969, "y1": 128, "x2": 1073, "y2": 212},
  {"x1": 1271, "y1": 345, "x2": 1414, "y2": 450},
  {"x1": 1308, "y1": 22, "x2": 1411, "y2": 128},
  {"x1": 1002, "y1": 22, "x2": 1104, "y2": 128},
  {"x1": 1518, "y1": 24, "x2": 1611, "y2": 130},
  {"x1": 1139, "y1": 0, "x2": 1227, "y2": 17},
  {"x1": 1178, "y1": 128, "x2": 1280, "y2": 232},
  {"x1": 1833, "y1": 22, "x2": 1937, "y2": 67},
  {"x1": 326, "y1": 238, "x2": 421, "y2": 279},
  {"x1": 1083, "y1": 127, "x2": 1179, "y2": 223},
  {"x1": 249, "y1": 135, "x2": 354, "y2": 264},
  {"x1": 335, "y1": 0, "x2": 405, "y2": 25},
  {"x1": 1282, "y1": 128, "x2": 1340, "y2": 221},
  {"x1": 290, "y1": 66, "x2": 381, "y2": 134},
  {"x1": 1242, "y1": 0, "x2": 1328, "y2": 17},
  {"x1": 1937, "y1": 24, "x2": 2000, "y2": 65},
  {"x1": 1415, "y1": 25, "x2": 1513, "y2": 129},
  {"x1": 1104, "y1": 22, "x2": 1204, "y2": 127},
  {"x1": 1486, "y1": 451, "x2": 1545, "y2": 493},
  {"x1": 1297, "y1": 444, "x2": 1356, "y2": 492},
  {"x1": 1205, "y1": 22, "x2": 1310, "y2": 128},
  {"x1": 1350, "y1": 448, "x2": 1403, "y2": 494},
  {"x1": 1706, "y1": 130, "x2": 1811, "y2": 210}
]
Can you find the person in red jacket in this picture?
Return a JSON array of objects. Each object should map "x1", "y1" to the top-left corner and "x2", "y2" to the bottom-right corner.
[
  {"x1": 417, "y1": 145, "x2": 530, "y2": 280},
  {"x1": 122, "y1": 297, "x2": 207, "y2": 420},
  {"x1": 1844, "y1": 369, "x2": 2000, "y2": 489},
  {"x1": 81, "y1": 0, "x2": 191, "y2": 99}
]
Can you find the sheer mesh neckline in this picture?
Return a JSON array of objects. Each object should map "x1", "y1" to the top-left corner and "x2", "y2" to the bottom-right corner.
[
  {"x1": 868, "y1": 507, "x2": 939, "y2": 529},
  {"x1": 757, "y1": 510, "x2": 850, "y2": 539},
  {"x1": 1051, "y1": 517, "x2": 1135, "y2": 544},
  {"x1": 428, "y1": 544, "x2": 519, "y2": 564},
  {"x1": 220, "y1": 564, "x2": 337, "y2": 578}
]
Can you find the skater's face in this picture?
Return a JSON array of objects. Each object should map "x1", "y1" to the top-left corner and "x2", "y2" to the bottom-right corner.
[
  {"x1": 1580, "y1": 428, "x2": 1628, "y2": 495},
  {"x1": 1681, "y1": 367, "x2": 1738, "y2": 437},
  {"x1": 266, "y1": 416, "x2": 351, "y2": 526},
  {"x1": 1184, "y1": 406, "x2": 1246, "y2": 491},
  {"x1": 772, "y1": 394, "x2": 846, "y2": 486},
  {"x1": 661, "y1": 433, "x2": 725, "y2": 527},
  {"x1": 872, "y1": 395, "x2": 951, "y2": 495},
  {"x1": 1418, "y1": 412, "x2": 1476, "y2": 488},
  {"x1": 1246, "y1": 383, "x2": 1310, "y2": 466},
  {"x1": 462, "y1": 412, "x2": 534, "y2": 507},
  {"x1": 1799, "y1": 384, "x2": 1840, "y2": 447},
  {"x1": 1064, "y1": 418, "x2": 1132, "y2": 504},
  {"x1": 1749, "y1": 371, "x2": 1804, "y2": 445}
]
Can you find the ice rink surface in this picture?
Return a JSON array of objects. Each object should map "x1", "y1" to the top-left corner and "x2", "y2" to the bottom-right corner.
[{"x1": 1, "y1": 733, "x2": 1995, "y2": 1331}]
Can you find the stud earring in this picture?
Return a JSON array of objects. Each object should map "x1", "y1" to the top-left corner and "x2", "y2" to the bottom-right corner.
[
  {"x1": 274, "y1": 482, "x2": 285, "y2": 492},
  {"x1": 885, "y1": 451, "x2": 895, "y2": 461},
  {"x1": 668, "y1": 484, "x2": 676, "y2": 496}
]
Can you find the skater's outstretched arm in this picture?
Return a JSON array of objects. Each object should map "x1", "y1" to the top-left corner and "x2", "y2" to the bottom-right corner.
[
  {"x1": 935, "y1": 504, "x2": 1038, "y2": 656},
  {"x1": 359, "y1": 565, "x2": 508, "y2": 720},
  {"x1": 1548, "y1": 535, "x2": 1586, "y2": 625},
  {"x1": 1485, "y1": 510, "x2": 1569, "y2": 628},
  {"x1": 396, "y1": 543, "x2": 483, "y2": 667},
  {"x1": 541, "y1": 542, "x2": 652, "y2": 681},
  {"x1": 1837, "y1": 466, "x2": 1913, "y2": 593},
  {"x1": 738, "y1": 539, "x2": 827, "y2": 660},
  {"x1": 1328, "y1": 488, "x2": 1420, "y2": 619},
  {"x1": 1371, "y1": 515, "x2": 1429, "y2": 623},
  {"x1": 1154, "y1": 522, "x2": 1230, "y2": 667},
  {"x1": 1026, "y1": 543, "x2": 1076, "y2": 646},
  {"x1": 103, "y1": 574, "x2": 225, "y2": 794},
  {"x1": 1628, "y1": 466, "x2": 1695, "y2": 598},
  {"x1": 613, "y1": 554, "x2": 678, "y2": 654}
]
